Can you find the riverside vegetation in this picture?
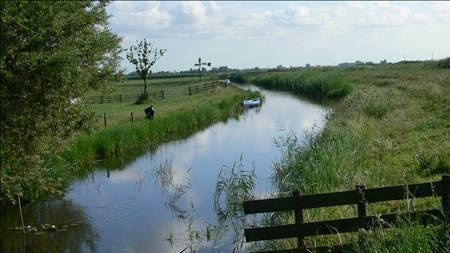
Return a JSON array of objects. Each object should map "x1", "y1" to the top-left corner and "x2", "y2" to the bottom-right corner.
[
  {"x1": 227, "y1": 58, "x2": 449, "y2": 252},
  {"x1": 61, "y1": 76, "x2": 262, "y2": 179},
  {"x1": 3, "y1": 56, "x2": 449, "y2": 252},
  {"x1": 1, "y1": 74, "x2": 261, "y2": 204}
]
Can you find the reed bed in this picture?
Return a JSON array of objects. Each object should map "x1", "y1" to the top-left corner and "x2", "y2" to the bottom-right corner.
[
  {"x1": 230, "y1": 71, "x2": 354, "y2": 100},
  {"x1": 242, "y1": 59, "x2": 450, "y2": 252}
]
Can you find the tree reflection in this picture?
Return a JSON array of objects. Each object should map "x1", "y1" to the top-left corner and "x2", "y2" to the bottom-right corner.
[{"x1": 1, "y1": 198, "x2": 99, "y2": 253}]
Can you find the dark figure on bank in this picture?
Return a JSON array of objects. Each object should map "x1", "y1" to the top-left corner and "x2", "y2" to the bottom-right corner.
[{"x1": 145, "y1": 105, "x2": 154, "y2": 119}]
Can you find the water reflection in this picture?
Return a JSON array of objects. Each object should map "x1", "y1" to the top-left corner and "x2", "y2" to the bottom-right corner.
[
  {"x1": 1, "y1": 85, "x2": 328, "y2": 253},
  {"x1": 149, "y1": 154, "x2": 257, "y2": 253},
  {"x1": 1, "y1": 198, "x2": 99, "y2": 253}
]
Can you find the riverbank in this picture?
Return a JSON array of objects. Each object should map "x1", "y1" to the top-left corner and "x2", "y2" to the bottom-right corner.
[
  {"x1": 62, "y1": 85, "x2": 262, "y2": 179},
  {"x1": 252, "y1": 58, "x2": 449, "y2": 252},
  {"x1": 0, "y1": 82, "x2": 261, "y2": 205}
]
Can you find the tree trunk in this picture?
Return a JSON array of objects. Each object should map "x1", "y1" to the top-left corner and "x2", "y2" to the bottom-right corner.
[{"x1": 144, "y1": 78, "x2": 148, "y2": 94}]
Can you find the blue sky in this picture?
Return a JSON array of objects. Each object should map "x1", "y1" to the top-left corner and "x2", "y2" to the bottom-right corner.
[{"x1": 106, "y1": 1, "x2": 450, "y2": 73}]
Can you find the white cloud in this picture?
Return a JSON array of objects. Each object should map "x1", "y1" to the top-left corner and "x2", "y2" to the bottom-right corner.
[
  {"x1": 106, "y1": 1, "x2": 450, "y2": 72},
  {"x1": 423, "y1": 2, "x2": 450, "y2": 23},
  {"x1": 271, "y1": 4, "x2": 319, "y2": 26},
  {"x1": 171, "y1": 1, "x2": 207, "y2": 26},
  {"x1": 107, "y1": 1, "x2": 172, "y2": 36},
  {"x1": 345, "y1": 1, "x2": 411, "y2": 27}
]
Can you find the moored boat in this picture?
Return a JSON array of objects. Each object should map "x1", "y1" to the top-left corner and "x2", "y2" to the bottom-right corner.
[{"x1": 242, "y1": 97, "x2": 260, "y2": 107}]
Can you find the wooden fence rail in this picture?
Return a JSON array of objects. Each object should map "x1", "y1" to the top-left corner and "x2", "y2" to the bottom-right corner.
[
  {"x1": 243, "y1": 174, "x2": 450, "y2": 253},
  {"x1": 88, "y1": 94, "x2": 140, "y2": 104},
  {"x1": 89, "y1": 82, "x2": 224, "y2": 104}
]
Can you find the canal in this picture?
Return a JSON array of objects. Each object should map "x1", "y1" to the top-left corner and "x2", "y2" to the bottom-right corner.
[{"x1": 1, "y1": 84, "x2": 328, "y2": 253}]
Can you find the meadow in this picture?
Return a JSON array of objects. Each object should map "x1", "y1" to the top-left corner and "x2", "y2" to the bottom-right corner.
[
  {"x1": 86, "y1": 74, "x2": 222, "y2": 125},
  {"x1": 234, "y1": 59, "x2": 450, "y2": 252}
]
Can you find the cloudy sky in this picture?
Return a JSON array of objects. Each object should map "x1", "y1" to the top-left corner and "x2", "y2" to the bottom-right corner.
[{"x1": 106, "y1": 1, "x2": 450, "y2": 73}]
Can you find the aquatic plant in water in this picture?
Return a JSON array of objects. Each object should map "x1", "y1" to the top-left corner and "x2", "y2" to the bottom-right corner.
[{"x1": 148, "y1": 153, "x2": 260, "y2": 252}]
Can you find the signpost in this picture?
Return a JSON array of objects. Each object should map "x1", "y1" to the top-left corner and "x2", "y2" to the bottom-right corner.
[{"x1": 194, "y1": 58, "x2": 211, "y2": 82}]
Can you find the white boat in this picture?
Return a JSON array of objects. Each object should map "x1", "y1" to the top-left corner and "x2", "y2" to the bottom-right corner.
[{"x1": 242, "y1": 97, "x2": 260, "y2": 107}]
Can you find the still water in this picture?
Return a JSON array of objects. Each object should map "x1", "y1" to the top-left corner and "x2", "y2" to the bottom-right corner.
[{"x1": 1, "y1": 85, "x2": 328, "y2": 253}]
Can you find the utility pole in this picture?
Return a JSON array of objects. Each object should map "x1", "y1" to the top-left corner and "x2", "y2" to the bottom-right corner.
[{"x1": 194, "y1": 58, "x2": 211, "y2": 82}]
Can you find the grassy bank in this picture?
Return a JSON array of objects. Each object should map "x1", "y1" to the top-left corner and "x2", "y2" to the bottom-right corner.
[
  {"x1": 0, "y1": 74, "x2": 256, "y2": 204},
  {"x1": 61, "y1": 84, "x2": 261, "y2": 173},
  {"x1": 253, "y1": 59, "x2": 449, "y2": 252}
]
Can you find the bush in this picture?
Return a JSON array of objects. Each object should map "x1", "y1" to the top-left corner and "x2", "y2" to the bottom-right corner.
[
  {"x1": 136, "y1": 92, "x2": 150, "y2": 104},
  {"x1": 435, "y1": 57, "x2": 450, "y2": 69},
  {"x1": 229, "y1": 73, "x2": 249, "y2": 84}
]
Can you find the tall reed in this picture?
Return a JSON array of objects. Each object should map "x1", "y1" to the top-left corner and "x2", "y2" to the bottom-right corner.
[
  {"x1": 230, "y1": 72, "x2": 354, "y2": 100},
  {"x1": 255, "y1": 61, "x2": 450, "y2": 251}
]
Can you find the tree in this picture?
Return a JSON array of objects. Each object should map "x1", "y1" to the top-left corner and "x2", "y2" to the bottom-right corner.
[
  {"x1": 0, "y1": 1, "x2": 124, "y2": 204},
  {"x1": 126, "y1": 39, "x2": 167, "y2": 94}
]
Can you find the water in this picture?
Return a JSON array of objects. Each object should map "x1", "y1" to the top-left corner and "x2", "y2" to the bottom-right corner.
[{"x1": 1, "y1": 85, "x2": 328, "y2": 253}]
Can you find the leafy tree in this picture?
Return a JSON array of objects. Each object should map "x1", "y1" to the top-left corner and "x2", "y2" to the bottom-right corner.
[
  {"x1": 126, "y1": 39, "x2": 167, "y2": 94},
  {"x1": 218, "y1": 66, "x2": 231, "y2": 72},
  {"x1": 0, "y1": 1, "x2": 124, "y2": 204}
]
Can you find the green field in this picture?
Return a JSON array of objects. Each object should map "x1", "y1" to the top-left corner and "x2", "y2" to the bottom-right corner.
[
  {"x1": 87, "y1": 73, "x2": 222, "y2": 96},
  {"x1": 87, "y1": 74, "x2": 230, "y2": 126},
  {"x1": 239, "y1": 59, "x2": 450, "y2": 252}
]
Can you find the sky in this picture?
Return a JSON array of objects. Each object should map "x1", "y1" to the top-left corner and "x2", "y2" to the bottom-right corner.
[{"x1": 105, "y1": 1, "x2": 450, "y2": 73}]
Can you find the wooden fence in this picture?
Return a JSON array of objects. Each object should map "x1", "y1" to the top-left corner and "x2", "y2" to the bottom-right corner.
[
  {"x1": 243, "y1": 174, "x2": 450, "y2": 253},
  {"x1": 89, "y1": 82, "x2": 225, "y2": 104}
]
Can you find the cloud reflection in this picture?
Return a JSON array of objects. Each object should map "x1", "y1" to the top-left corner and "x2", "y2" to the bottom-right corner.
[{"x1": 56, "y1": 86, "x2": 329, "y2": 253}]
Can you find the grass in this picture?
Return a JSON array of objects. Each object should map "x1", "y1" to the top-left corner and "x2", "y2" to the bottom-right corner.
[
  {"x1": 88, "y1": 74, "x2": 230, "y2": 126},
  {"x1": 122, "y1": 60, "x2": 448, "y2": 252},
  {"x1": 248, "y1": 59, "x2": 450, "y2": 252},
  {"x1": 0, "y1": 73, "x2": 255, "y2": 204},
  {"x1": 230, "y1": 71, "x2": 353, "y2": 100},
  {"x1": 60, "y1": 79, "x2": 261, "y2": 173},
  {"x1": 81, "y1": 60, "x2": 449, "y2": 252},
  {"x1": 87, "y1": 73, "x2": 221, "y2": 96}
]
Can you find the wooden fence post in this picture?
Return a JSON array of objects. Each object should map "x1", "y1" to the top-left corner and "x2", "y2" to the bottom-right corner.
[
  {"x1": 356, "y1": 184, "x2": 367, "y2": 223},
  {"x1": 101, "y1": 95, "x2": 104, "y2": 104},
  {"x1": 103, "y1": 113, "x2": 107, "y2": 128},
  {"x1": 162, "y1": 89, "x2": 165, "y2": 98},
  {"x1": 356, "y1": 184, "x2": 367, "y2": 247},
  {"x1": 120, "y1": 94, "x2": 122, "y2": 102},
  {"x1": 189, "y1": 86, "x2": 192, "y2": 96},
  {"x1": 442, "y1": 174, "x2": 450, "y2": 217},
  {"x1": 293, "y1": 190, "x2": 305, "y2": 251},
  {"x1": 131, "y1": 112, "x2": 134, "y2": 124},
  {"x1": 196, "y1": 85, "x2": 199, "y2": 93}
]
